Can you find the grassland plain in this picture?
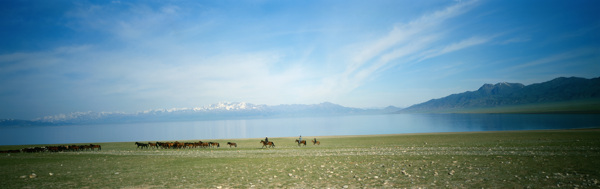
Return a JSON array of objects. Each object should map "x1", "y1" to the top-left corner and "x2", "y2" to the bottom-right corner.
[{"x1": 1, "y1": 129, "x2": 600, "y2": 188}]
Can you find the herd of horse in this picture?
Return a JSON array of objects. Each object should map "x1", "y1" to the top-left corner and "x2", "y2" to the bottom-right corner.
[
  {"x1": 134, "y1": 141, "x2": 238, "y2": 149},
  {"x1": 135, "y1": 139, "x2": 321, "y2": 149},
  {"x1": 0, "y1": 144, "x2": 101, "y2": 153},
  {"x1": 0, "y1": 139, "x2": 322, "y2": 154}
]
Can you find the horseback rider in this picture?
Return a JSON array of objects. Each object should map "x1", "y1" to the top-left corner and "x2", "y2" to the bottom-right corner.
[
  {"x1": 313, "y1": 138, "x2": 317, "y2": 144},
  {"x1": 298, "y1": 135, "x2": 302, "y2": 144},
  {"x1": 265, "y1": 136, "x2": 268, "y2": 143}
]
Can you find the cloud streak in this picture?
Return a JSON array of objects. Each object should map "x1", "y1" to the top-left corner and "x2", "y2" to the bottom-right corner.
[
  {"x1": 509, "y1": 48, "x2": 598, "y2": 71},
  {"x1": 320, "y1": 0, "x2": 484, "y2": 98}
]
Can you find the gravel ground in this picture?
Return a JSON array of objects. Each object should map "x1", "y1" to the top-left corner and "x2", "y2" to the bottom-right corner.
[{"x1": 1, "y1": 129, "x2": 599, "y2": 188}]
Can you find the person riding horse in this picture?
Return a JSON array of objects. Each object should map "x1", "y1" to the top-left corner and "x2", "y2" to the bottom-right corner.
[
  {"x1": 265, "y1": 136, "x2": 269, "y2": 143},
  {"x1": 298, "y1": 135, "x2": 302, "y2": 144}
]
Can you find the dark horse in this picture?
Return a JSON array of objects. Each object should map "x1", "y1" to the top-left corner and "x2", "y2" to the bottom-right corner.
[
  {"x1": 260, "y1": 140, "x2": 275, "y2": 148},
  {"x1": 135, "y1": 142, "x2": 148, "y2": 149},
  {"x1": 227, "y1": 142, "x2": 237, "y2": 148},
  {"x1": 295, "y1": 139, "x2": 307, "y2": 146},
  {"x1": 90, "y1": 144, "x2": 101, "y2": 151}
]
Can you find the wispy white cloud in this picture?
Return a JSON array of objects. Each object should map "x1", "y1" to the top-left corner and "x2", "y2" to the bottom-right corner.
[
  {"x1": 349, "y1": 0, "x2": 478, "y2": 73},
  {"x1": 65, "y1": 2, "x2": 192, "y2": 41},
  {"x1": 317, "y1": 0, "x2": 483, "y2": 99},
  {"x1": 0, "y1": 45, "x2": 91, "y2": 76},
  {"x1": 89, "y1": 52, "x2": 283, "y2": 99},
  {"x1": 418, "y1": 35, "x2": 495, "y2": 61},
  {"x1": 509, "y1": 48, "x2": 598, "y2": 70},
  {"x1": 499, "y1": 36, "x2": 531, "y2": 45}
]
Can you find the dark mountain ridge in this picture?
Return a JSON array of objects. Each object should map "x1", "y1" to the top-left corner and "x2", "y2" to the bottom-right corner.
[{"x1": 401, "y1": 76, "x2": 600, "y2": 113}]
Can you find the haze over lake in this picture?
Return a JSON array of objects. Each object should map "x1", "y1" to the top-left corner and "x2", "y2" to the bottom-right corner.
[{"x1": 2, "y1": 113, "x2": 599, "y2": 145}]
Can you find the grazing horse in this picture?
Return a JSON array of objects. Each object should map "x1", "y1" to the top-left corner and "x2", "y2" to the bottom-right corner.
[
  {"x1": 0, "y1": 150, "x2": 21, "y2": 153},
  {"x1": 80, "y1": 145, "x2": 91, "y2": 151},
  {"x1": 312, "y1": 140, "x2": 320, "y2": 145},
  {"x1": 260, "y1": 140, "x2": 275, "y2": 148},
  {"x1": 90, "y1": 144, "x2": 101, "y2": 151},
  {"x1": 46, "y1": 146, "x2": 60, "y2": 152},
  {"x1": 295, "y1": 139, "x2": 307, "y2": 146},
  {"x1": 158, "y1": 142, "x2": 173, "y2": 149},
  {"x1": 227, "y1": 142, "x2": 237, "y2": 148},
  {"x1": 174, "y1": 141, "x2": 185, "y2": 149},
  {"x1": 209, "y1": 142, "x2": 220, "y2": 148},
  {"x1": 135, "y1": 142, "x2": 148, "y2": 149},
  {"x1": 184, "y1": 143, "x2": 195, "y2": 149},
  {"x1": 172, "y1": 141, "x2": 182, "y2": 149},
  {"x1": 69, "y1": 145, "x2": 80, "y2": 151},
  {"x1": 156, "y1": 142, "x2": 166, "y2": 149},
  {"x1": 198, "y1": 141, "x2": 210, "y2": 148}
]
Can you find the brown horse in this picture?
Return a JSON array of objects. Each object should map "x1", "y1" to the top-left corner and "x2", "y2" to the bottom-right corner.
[
  {"x1": 227, "y1": 142, "x2": 237, "y2": 148},
  {"x1": 209, "y1": 142, "x2": 220, "y2": 148},
  {"x1": 80, "y1": 145, "x2": 91, "y2": 151},
  {"x1": 90, "y1": 144, "x2": 101, "y2": 151},
  {"x1": 198, "y1": 141, "x2": 210, "y2": 148},
  {"x1": 184, "y1": 143, "x2": 195, "y2": 149},
  {"x1": 69, "y1": 145, "x2": 80, "y2": 151},
  {"x1": 260, "y1": 140, "x2": 275, "y2": 148},
  {"x1": 173, "y1": 141, "x2": 183, "y2": 149},
  {"x1": 47, "y1": 146, "x2": 60, "y2": 152},
  {"x1": 148, "y1": 142, "x2": 158, "y2": 149},
  {"x1": 295, "y1": 139, "x2": 307, "y2": 146},
  {"x1": 161, "y1": 142, "x2": 174, "y2": 149},
  {"x1": 312, "y1": 140, "x2": 320, "y2": 145},
  {"x1": 157, "y1": 142, "x2": 168, "y2": 149}
]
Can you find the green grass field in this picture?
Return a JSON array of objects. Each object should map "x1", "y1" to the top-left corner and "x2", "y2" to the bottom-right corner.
[{"x1": 1, "y1": 129, "x2": 599, "y2": 188}]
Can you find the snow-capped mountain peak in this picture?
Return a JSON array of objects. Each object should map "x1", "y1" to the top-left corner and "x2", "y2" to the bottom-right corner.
[{"x1": 19, "y1": 102, "x2": 394, "y2": 126}]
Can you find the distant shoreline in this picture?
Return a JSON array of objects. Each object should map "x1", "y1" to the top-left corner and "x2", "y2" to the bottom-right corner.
[{"x1": 399, "y1": 99, "x2": 600, "y2": 114}]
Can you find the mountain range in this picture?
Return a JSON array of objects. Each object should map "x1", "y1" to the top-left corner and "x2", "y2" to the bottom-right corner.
[
  {"x1": 399, "y1": 76, "x2": 600, "y2": 113},
  {"x1": 0, "y1": 102, "x2": 401, "y2": 126},
  {"x1": 2, "y1": 76, "x2": 598, "y2": 126}
]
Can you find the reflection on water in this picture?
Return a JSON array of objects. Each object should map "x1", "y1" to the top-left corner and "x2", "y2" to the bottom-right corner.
[{"x1": 1, "y1": 114, "x2": 599, "y2": 145}]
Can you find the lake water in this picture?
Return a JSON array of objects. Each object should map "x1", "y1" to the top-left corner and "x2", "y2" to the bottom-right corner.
[{"x1": 1, "y1": 114, "x2": 599, "y2": 145}]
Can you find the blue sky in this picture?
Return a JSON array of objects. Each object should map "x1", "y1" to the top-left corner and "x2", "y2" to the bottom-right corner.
[{"x1": 1, "y1": 0, "x2": 599, "y2": 119}]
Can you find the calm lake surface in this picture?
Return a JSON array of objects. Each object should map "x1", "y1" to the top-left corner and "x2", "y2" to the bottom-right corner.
[{"x1": 1, "y1": 114, "x2": 599, "y2": 145}]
